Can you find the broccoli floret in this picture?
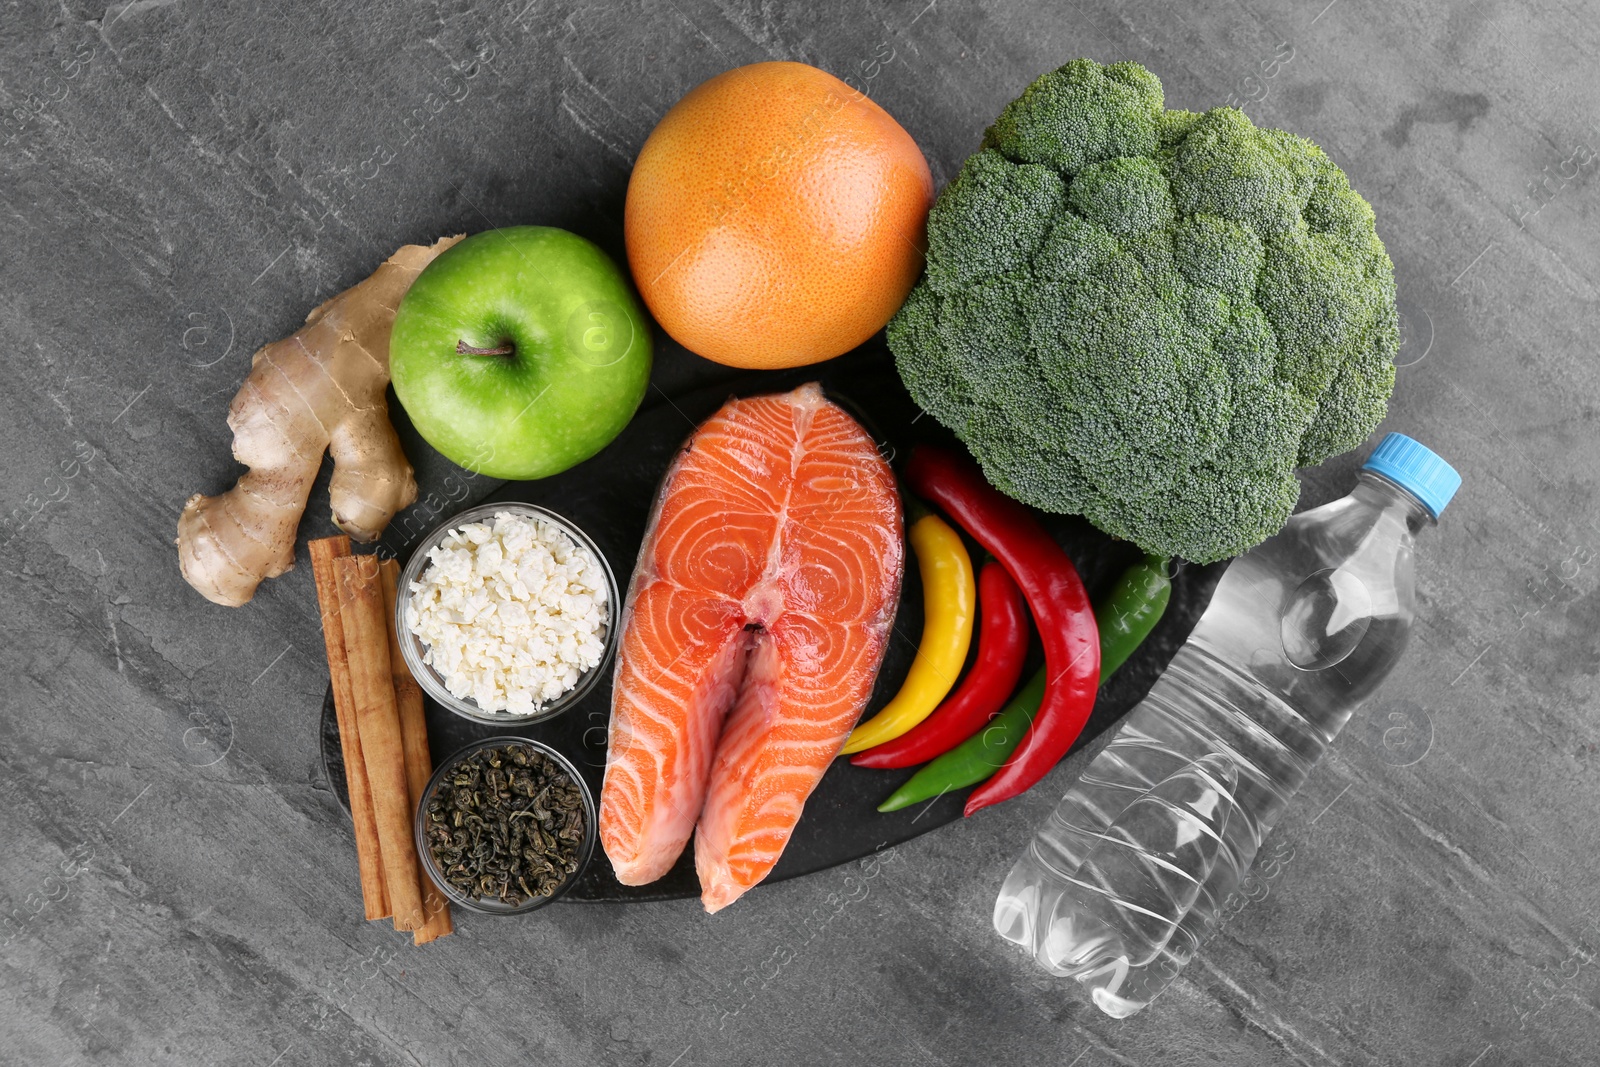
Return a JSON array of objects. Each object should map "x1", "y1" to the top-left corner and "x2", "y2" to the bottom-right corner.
[{"x1": 890, "y1": 59, "x2": 1398, "y2": 563}]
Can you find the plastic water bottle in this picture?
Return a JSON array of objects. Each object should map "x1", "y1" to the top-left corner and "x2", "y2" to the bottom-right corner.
[{"x1": 993, "y1": 433, "x2": 1461, "y2": 1017}]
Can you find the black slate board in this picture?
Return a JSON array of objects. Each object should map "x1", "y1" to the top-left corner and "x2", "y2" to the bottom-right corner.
[{"x1": 319, "y1": 345, "x2": 1224, "y2": 902}]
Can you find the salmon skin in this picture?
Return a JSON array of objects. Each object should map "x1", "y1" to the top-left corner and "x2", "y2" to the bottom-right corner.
[{"x1": 599, "y1": 383, "x2": 903, "y2": 910}]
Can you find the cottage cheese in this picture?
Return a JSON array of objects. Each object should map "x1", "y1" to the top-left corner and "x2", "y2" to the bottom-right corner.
[{"x1": 406, "y1": 511, "x2": 609, "y2": 714}]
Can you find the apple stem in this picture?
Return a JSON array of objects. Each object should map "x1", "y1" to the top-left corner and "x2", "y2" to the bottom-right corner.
[{"x1": 456, "y1": 340, "x2": 515, "y2": 357}]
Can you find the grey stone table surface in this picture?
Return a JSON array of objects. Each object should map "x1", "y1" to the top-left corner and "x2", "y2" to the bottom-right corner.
[{"x1": 2, "y1": 0, "x2": 1597, "y2": 1064}]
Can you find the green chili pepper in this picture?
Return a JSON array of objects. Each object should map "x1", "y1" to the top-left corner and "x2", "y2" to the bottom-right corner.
[
  {"x1": 877, "y1": 554, "x2": 1172, "y2": 813},
  {"x1": 1096, "y1": 553, "x2": 1173, "y2": 679}
]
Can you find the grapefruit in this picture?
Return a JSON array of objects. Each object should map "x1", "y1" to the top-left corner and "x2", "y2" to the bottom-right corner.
[{"x1": 625, "y1": 61, "x2": 934, "y2": 370}]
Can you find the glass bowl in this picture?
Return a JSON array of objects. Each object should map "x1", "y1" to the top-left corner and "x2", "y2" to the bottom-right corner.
[
  {"x1": 414, "y1": 736, "x2": 597, "y2": 915},
  {"x1": 395, "y1": 501, "x2": 620, "y2": 726}
]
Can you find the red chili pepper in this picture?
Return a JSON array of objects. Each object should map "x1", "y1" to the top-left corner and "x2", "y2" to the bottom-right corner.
[
  {"x1": 851, "y1": 560, "x2": 1029, "y2": 769},
  {"x1": 901, "y1": 445, "x2": 1100, "y2": 817}
]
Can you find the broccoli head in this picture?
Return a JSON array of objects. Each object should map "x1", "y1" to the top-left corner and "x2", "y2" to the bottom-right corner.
[{"x1": 890, "y1": 59, "x2": 1398, "y2": 563}]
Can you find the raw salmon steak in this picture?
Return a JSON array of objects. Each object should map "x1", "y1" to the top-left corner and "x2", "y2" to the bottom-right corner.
[{"x1": 599, "y1": 383, "x2": 903, "y2": 909}]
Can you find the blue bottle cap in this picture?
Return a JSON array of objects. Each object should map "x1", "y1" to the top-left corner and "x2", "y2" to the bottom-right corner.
[{"x1": 1361, "y1": 433, "x2": 1461, "y2": 517}]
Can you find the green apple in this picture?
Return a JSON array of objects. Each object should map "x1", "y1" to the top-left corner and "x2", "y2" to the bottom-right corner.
[{"x1": 389, "y1": 227, "x2": 652, "y2": 479}]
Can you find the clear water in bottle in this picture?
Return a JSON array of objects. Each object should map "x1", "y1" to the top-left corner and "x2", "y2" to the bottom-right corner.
[{"x1": 993, "y1": 434, "x2": 1461, "y2": 1017}]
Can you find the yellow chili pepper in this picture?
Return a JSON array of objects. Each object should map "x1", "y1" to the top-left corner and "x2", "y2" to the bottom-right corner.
[{"x1": 841, "y1": 507, "x2": 976, "y2": 754}]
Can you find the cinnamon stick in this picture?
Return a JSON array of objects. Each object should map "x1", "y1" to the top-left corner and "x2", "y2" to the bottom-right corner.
[
  {"x1": 309, "y1": 536, "x2": 389, "y2": 921},
  {"x1": 334, "y1": 554, "x2": 425, "y2": 933},
  {"x1": 379, "y1": 558, "x2": 453, "y2": 945}
]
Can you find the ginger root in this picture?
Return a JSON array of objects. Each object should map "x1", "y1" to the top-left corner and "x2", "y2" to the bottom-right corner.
[{"x1": 177, "y1": 236, "x2": 463, "y2": 607}]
